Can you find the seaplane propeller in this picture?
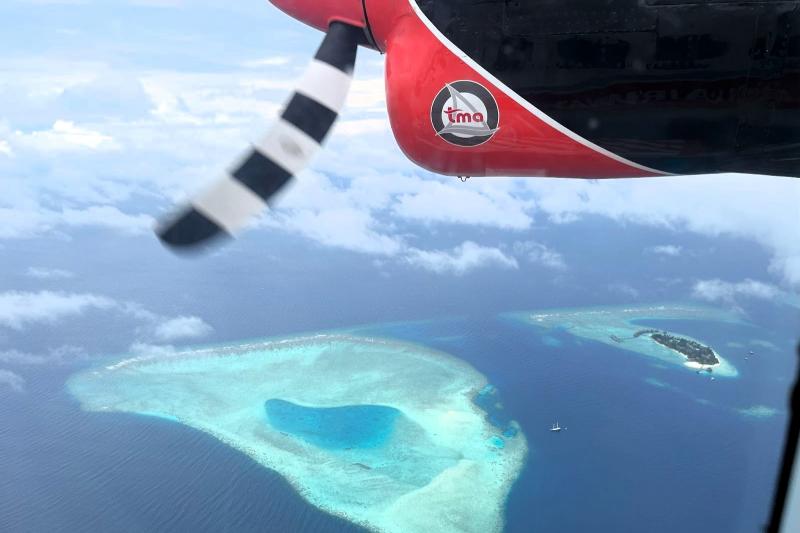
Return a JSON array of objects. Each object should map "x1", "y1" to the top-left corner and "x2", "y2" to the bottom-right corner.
[{"x1": 156, "y1": 22, "x2": 364, "y2": 250}]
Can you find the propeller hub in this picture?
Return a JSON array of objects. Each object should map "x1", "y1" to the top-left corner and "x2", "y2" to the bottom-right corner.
[{"x1": 268, "y1": 0, "x2": 367, "y2": 33}]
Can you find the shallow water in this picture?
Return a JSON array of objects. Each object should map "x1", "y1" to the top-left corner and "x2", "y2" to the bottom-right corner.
[
  {"x1": 265, "y1": 400, "x2": 401, "y2": 450},
  {"x1": 66, "y1": 334, "x2": 526, "y2": 533}
]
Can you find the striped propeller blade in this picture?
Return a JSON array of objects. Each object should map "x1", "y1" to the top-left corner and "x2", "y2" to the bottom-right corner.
[{"x1": 156, "y1": 22, "x2": 362, "y2": 250}]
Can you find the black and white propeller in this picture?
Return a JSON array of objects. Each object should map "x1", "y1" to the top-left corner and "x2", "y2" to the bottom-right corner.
[{"x1": 156, "y1": 22, "x2": 364, "y2": 250}]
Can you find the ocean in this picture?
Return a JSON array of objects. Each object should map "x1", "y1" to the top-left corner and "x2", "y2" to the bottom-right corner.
[
  {"x1": 1, "y1": 307, "x2": 795, "y2": 532},
  {"x1": 351, "y1": 312, "x2": 795, "y2": 533}
]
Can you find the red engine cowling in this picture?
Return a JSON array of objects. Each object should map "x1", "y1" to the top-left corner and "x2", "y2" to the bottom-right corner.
[
  {"x1": 365, "y1": 0, "x2": 662, "y2": 178},
  {"x1": 269, "y1": 0, "x2": 663, "y2": 178}
]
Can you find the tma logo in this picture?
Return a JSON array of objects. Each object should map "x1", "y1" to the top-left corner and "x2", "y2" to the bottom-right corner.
[
  {"x1": 431, "y1": 80, "x2": 499, "y2": 147},
  {"x1": 443, "y1": 106, "x2": 484, "y2": 124}
]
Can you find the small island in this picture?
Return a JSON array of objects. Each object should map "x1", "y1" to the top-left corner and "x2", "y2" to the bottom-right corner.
[
  {"x1": 507, "y1": 304, "x2": 739, "y2": 377},
  {"x1": 646, "y1": 331, "x2": 719, "y2": 366},
  {"x1": 613, "y1": 328, "x2": 720, "y2": 367}
]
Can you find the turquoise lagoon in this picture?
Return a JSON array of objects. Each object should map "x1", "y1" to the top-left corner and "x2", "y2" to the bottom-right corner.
[
  {"x1": 67, "y1": 334, "x2": 528, "y2": 533},
  {"x1": 264, "y1": 400, "x2": 401, "y2": 450}
]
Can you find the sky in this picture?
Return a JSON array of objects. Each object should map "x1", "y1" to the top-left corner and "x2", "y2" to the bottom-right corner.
[{"x1": 1, "y1": 0, "x2": 799, "y2": 393}]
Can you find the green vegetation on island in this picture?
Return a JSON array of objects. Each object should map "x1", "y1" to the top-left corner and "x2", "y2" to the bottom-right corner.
[
  {"x1": 627, "y1": 328, "x2": 719, "y2": 365},
  {"x1": 646, "y1": 331, "x2": 719, "y2": 366}
]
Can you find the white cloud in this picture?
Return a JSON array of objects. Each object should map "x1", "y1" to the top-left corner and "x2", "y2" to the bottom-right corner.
[
  {"x1": 128, "y1": 342, "x2": 179, "y2": 359},
  {"x1": 55, "y1": 74, "x2": 154, "y2": 122},
  {"x1": 154, "y1": 315, "x2": 213, "y2": 342},
  {"x1": 14, "y1": 120, "x2": 118, "y2": 151},
  {"x1": 393, "y1": 180, "x2": 533, "y2": 230},
  {"x1": 0, "y1": 208, "x2": 50, "y2": 239},
  {"x1": 117, "y1": 303, "x2": 215, "y2": 344},
  {"x1": 0, "y1": 350, "x2": 37, "y2": 364},
  {"x1": 0, "y1": 345, "x2": 87, "y2": 365},
  {"x1": 647, "y1": 244, "x2": 682, "y2": 257},
  {"x1": 59, "y1": 206, "x2": 153, "y2": 234},
  {"x1": 0, "y1": 369, "x2": 25, "y2": 392},
  {"x1": 525, "y1": 175, "x2": 800, "y2": 286},
  {"x1": 345, "y1": 77, "x2": 386, "y2": 110},
  {"x1": 0, "y1": 205, "x2": 153, "y2": 239},
  {"x1": 0, "y1": 292, "x2": 213, "y2": 372},
  {"x1": 279, "y1": 207, "x2": 404, "y2": 256},
  {"x1": 750, "y1": 339, "x2": 780, "y2": 351},
  {"x1": 691, "y1": 279, "x2": 783, "y2": 305},
  {"x1": 513, "y1": 241, "x2": 566, "y2": 270},
  {"x1": 334, "y1": 118, "x2": 389, "y2": 136},
  {"x1": 0, "y1": 291, "x2": 116, "y2": 330},
  {"x1": 140, "y1": 73, "x2": 285, "y2": 127},
  {"x1": 262, "y1": 173, "x2": 538, "y2": 273},
  {"x1": 0, "y1": 140, "x2": 12, "y2": 157},
  {"x1": 26, "y1": 267, "x2": 74, "y2": 280},
  {"x1": 241, "y1": 56, "x2": 291, "y2": 68},
  {"x1": 405, "y1": 241, "x2": 518, "y2": 275},
  {"x1": 0, "y1": 291, "x2": 215, "y2": 350},
  {"x1": 608, "y1": 283, "x2": 640, "y2": 299}
]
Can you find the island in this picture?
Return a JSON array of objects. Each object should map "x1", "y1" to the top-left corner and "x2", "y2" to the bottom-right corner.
[
  {"x1": 67, "y1": 334, "x2": 527, "y2": 533},
  {"x1": 505, "y1": 303, "x2": 740, "y2": 377},
  {"x1": 647, "y1": 331, "x2": 719, "y2": 366}
]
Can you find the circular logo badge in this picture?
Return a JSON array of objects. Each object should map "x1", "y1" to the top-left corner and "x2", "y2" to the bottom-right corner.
[{"x1": 431, "y1": 80, "x2": 499, "y2": 147}]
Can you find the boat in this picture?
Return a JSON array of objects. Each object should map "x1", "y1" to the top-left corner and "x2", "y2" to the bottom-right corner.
[{"x1": 550, "y1": 422, "x2": 563, "y2": 432}]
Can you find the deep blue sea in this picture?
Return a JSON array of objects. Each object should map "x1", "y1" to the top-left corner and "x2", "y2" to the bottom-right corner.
[{"x1": 1, "y1": 310, "x2": 795, "y2": 533}]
